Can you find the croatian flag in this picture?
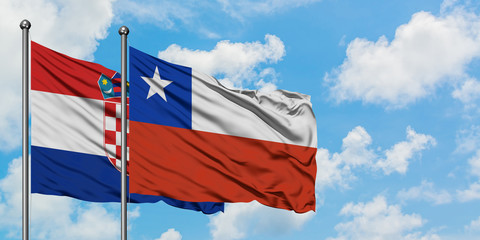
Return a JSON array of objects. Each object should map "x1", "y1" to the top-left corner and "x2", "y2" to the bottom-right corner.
[
  {"x1": 129, "y1": 47, "x2": 317, "y2": 213},
  {"x1": 30, "y1": 41, "x2": 223, "y2": 214}
]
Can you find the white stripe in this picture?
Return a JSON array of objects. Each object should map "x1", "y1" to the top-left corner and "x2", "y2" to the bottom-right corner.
[
  {"x1": 191, "y1": 70, "x2": 317, "y2": 148},
  {"x1": 31, "y1": 90, "x2": 105, "y2": 155}
]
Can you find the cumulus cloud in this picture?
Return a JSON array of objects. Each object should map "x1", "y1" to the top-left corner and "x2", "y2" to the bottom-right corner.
[
  {"x1": 316, "y1": 148, "x2": 352, "y2": 190},
  {"x1": 155, "y1": 228, "x2": 182, "y2": 240},
  {"x1": 325, "y1": 6, "x2": 480, "y2": 108},
  {"x1": 316, "y1": 126, "x2": 375, "y2": 189},
  {"x1": 339, "y1": 126, "x2": 376, "y2": 167},
  {"x1": 375, "y1": 127, "x2": 436, "y2": 175},
  {"x1": 0, "y1": 158, "x2": 120, "y2": 239},
  {"x1": 452, "y1": 78, "x2": 480, "y2": 108},
  {"x1": 316, "y1": 126, "x2": 435, "y2": 190},
  {"x1": 36, "y1": 202, "x2": 119, "y2": 240},
  {"x1": 158, "y1": 34, "x2": 285, "y2": 91},
  {"x1": 208, "y1": 201, "x2": 314, "y2": 240},
  {"x1": 0, "y1": 0, "x2": 115, "y2": 151},
  {"x1": 328, "y1": 195, "x2": 439, "y2": 240},
  {"x1": 2, "y1": 0, "x2": 115, "y2": 60},
  {"x1": 397, "y1": 180, "x2": 452, "y2": 205},
  {"x1": 217, "y1": 0, "x2": 321, "y2": 20}
]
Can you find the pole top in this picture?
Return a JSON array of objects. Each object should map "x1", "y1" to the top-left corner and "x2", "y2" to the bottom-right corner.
[
  {"x1": 118, "y1": 26, "x2": 129, "y2": 36},
  {"x1": 20, "y1": 19, "x2": 31, "y2": 30}
]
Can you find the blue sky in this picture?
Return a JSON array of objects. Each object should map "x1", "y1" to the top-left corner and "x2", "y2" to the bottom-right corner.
[{"x1": 1, "y1": 0, "x2": 480, "y2": 239}]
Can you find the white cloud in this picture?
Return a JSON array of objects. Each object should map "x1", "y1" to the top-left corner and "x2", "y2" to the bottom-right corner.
[
  {"x1": 441, "y1": 0, "x2": 460, "y2": 13},
  {"x1": 126, "y1": 206, "x2": 141, "y2": 231},
  {"x1": 158, "y1": 34, "x2": 285, "y2": 90},
  {"x1": 0, "y1": 158, "x2": 23, "y2": 237},
  {"x1": 43, "y1": 202, "x2": 119, "y2": 240},
  {"x1": 0, "y1": 158, "x2": 120, "y2": 239},
  {"x1": 208, "y1": 201, "x2": 314, "y2": 240},
  {"x1": 316, "y1": 126, "x2": 376, "y2": 190},
  {"x1": 155, "y1": 228, "x2": 182, "y2": 240},
  {"x1": 457, "y1": 150, "x2": 480, "y2": 202},
  {"x1": 115, "y1": 0, "x2": 319, "y2": 37},
  {"x1": 456, "y1": 148, "x2": 480, "y2": 202},
  {"x1": 340, "y1": 126, "x2": 376, "y2": 167},
  {"x1": 404, "y1": 232, "x2": 442, "y2": 240},
  {"x1": 316, "y1": 126, "x2": 435, "y2": 190},
  {"x1": 4, "y1": 0, "x2": 115, "y2": 60},
  {"x1": 457, "y1": 182, "x2": 480, "y2": 202},
  {"x1": 469, "y1": 150, "x2": 480, "y2": 178},
  {"x1": 465, "y1": 216, "x2": 480, "y2": 232},
  {"x1": 328, "y1": 195, "x2": 439, "y2": 240},
  {"x1": 455, "y1": 125, "x2": 480, "y2": 154},
  {"x1": 217, "y1": 0, "x2": 321, "y2": 20},
  {"x1": 375, "y1": 127, "x2": 436, "y2": 175},
  {"x1": 325, "y1": 7, "x2": 480, "y2": 108},
  {"x1": 128, "y1": 206, "x2": 141, "y2": 219},
  {"x1": 452, "y1": 78, "x2": 480, "y2": 107},
  {"x1": 397, "y1": 180, "x2": 452, "y2": 205},
  {"x1": 114, "y1": 0, "x2": 226, "y2": 39},
  {"x1": 0, "y1": 0, "x2": 115, "y2": 151},
  {"x1": 316, "y1": 148, "x2": 351, "y2": 190},
  {"x1": 254, "y1": 68, "x2": 279, "y2": 93}
]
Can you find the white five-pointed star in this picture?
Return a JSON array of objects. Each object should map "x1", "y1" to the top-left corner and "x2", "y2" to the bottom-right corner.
[{"x1": 141, "y1": 66, "x2": 173, "y2": 101}]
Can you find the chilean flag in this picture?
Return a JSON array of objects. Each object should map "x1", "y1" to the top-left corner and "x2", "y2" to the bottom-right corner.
[
  {"x1": 129, "y1": 47, "x2": 317, "y2": 213},
  {"x1": 30, "y1": 41, "x2": 223, "y2": 214}
]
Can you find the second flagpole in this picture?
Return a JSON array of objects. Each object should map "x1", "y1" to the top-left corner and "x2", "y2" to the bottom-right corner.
[{"x1": 119, "y1": 25, "x2": 129, "y2": 240}]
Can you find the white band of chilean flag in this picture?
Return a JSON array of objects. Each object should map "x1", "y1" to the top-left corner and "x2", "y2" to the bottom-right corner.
[{"x1": 191, "y1": 70, "x2": 316, "y2": 148}]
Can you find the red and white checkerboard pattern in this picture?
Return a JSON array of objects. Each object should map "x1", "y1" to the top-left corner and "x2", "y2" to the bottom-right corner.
[{"x1": 104, "y1": 101, "x2": 129, "y2": 171}]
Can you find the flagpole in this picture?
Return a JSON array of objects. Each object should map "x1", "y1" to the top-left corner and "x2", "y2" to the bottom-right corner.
[
  {"x1": 119, "y1": 25, "x2": 129, "y2": 240},
  {"x1": 20, "y1": 19, "x2": 31, "y2": 240}
]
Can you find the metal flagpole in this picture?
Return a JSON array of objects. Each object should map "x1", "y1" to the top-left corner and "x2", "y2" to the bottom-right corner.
[
  {"x1": 119, "y1": 25, "x2": 129, "y2": 240},
  {"x1": 20, "y1": 19, "x2": 31, "y2": 240}
]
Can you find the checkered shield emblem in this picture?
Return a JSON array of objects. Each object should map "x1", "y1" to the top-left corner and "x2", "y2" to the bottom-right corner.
[{"x1": 98, "y1": 73, "x2": 129, "y2": 173}]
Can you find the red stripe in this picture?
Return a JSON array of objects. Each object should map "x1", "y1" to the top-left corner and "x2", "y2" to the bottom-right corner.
[
  {"x1": 129, "y1": 121, "x2": 317, "y2": 213},
  {"x1": 31, "y1": 41, "x2": 116, "y2": 100}
]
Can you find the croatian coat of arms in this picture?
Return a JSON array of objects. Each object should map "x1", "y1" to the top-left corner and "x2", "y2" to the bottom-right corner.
[{"x1": 98, "y1": 73, "x2": 129, "y2": 173}]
